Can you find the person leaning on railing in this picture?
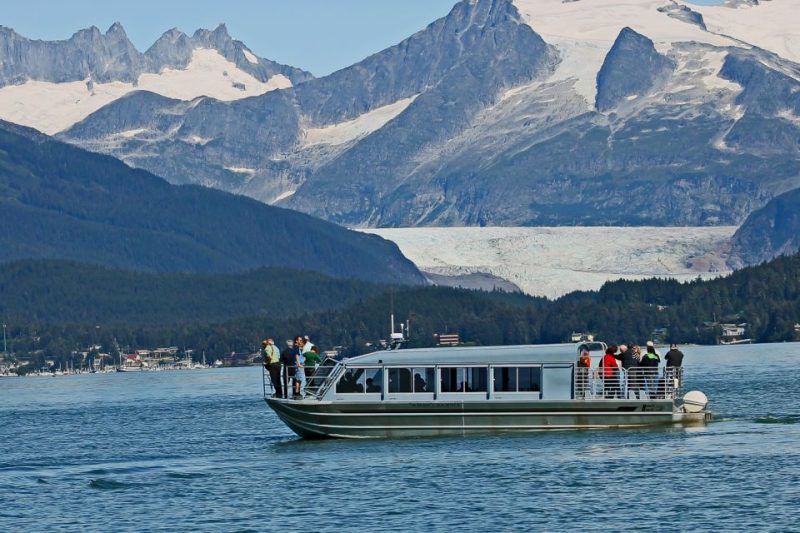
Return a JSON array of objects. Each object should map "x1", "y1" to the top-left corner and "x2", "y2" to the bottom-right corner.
[
  {"x1": 640, "y1": 341, "x2": 661, "y2": 398},
  {"x1": 599, "y1": 345, "x2": 620, "y2": 399},
  {"x1": 614, "y1": 344, "x2": 638, "y2": 399},
  {"x1": 280, "y1": 339, "x2": 296, "y2": 399},
  {"x1": 292, "y1": 335, "x2": 307, "y2": 399},
  {"x1": 628, "y1": 345, "x2": 644, "y2": 399},
  {"x1": 305, "y1": 345, "x2": 321, "y2": 377},
  {"x1": 577, "y1": 350, "x2": 591, "y2": 398},
  {"x1": 262, "y1": 338, "x2": 282, "y2": 398},
  {"x1": 664, "y1": 344, "x2": 685, "y2": 396}
]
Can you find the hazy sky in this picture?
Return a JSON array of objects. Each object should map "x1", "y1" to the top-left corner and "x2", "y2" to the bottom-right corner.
[{"x1": 2, "y1": 0, "x2": 724, "y2": 77}]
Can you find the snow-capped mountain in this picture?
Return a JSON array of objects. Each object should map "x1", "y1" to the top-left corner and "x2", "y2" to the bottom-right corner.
[
  {"x1": 7, "y1": 0, "x2": 800, "y2": 232},
  {"x1": 0, "y1": 23, "x2": 312, "y2": 133}
]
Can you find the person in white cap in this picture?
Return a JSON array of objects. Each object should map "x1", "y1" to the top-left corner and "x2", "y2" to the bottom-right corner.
[{"x1": 614, "y1": 344, "x2": 637, "y2": 398}]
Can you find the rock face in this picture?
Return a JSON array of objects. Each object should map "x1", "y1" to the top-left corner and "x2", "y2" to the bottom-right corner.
[
  {"x1": 0, "y1": 22, "x2": 312, "y2": 87},
  {"x1": 0, "y1": 120, "x2": 425, "y2": 285},
  {"x1": 0, "y1": 23, "x2": 146, "y2": 84},
  {"x1": 595, "y1": 27, "x2": 674, "y2": 111},
  {"x1": 6, "y1": 0, "x2": 798, "y2": 229},
  {"x1": 729, "y1": 187, "x2": 800, "y2": 267}
]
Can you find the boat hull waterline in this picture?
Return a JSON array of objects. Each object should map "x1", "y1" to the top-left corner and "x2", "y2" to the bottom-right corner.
[{"x1": 266, "y1": 398, "x2": 710, "y2": 439}]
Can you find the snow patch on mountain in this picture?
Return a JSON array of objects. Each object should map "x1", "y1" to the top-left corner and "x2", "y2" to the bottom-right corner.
[
  {"x1": 224, "y1": 166, "x2": 256, "y2": 175},
  {"x1": 139, "y1": 49, "x2": 291, "y2": 99},
  {"x1": 512, "y1": 0, "x2": 735, "y2": 108},
  {"x1": 272, "y1": 189, "x2": 296, "y2": 203},
  {"x1": 183, "y1": 134, "x2": 214, "y2": 145},
  {"x1": 363, "y1": 226, "x2": 735, "y2": 299},
  {"x1": 0, "y1": 48, "x2": 291, "y2": 134},
  {"x1": 115, "y1": 128, "x2": 148, "y2": 139},
  {"x1": 689, "y1": 0, "x2": 800, "y2": 63},
  {"x1": 303, "y1": 95, "x2": 418, "y2": 147},
  {"x1": 242, "y1": 48, "x2": 259, "y2": 64}
]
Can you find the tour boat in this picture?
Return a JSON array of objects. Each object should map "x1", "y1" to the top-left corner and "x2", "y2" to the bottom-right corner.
[{"x1": 262, "y1": 342, "x2": 711, "y2": 439}]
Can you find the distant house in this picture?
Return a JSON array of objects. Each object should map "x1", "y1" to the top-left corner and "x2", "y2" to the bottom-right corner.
[
  {"x1": 651, "y1": 328, "x2": 668, "y2": 344},
  {"x1": 721, "y1": 324, "x2": 746, "y2": 338},
  {"x1": 719, "y1": 323, "x2": 749, "y2": 344},
  {"x1": 436, "y1": 333, "x2": 460, "y2": 346},
  {"x1": 570, "y1": 332, "x2": 594, "y2": 343}
]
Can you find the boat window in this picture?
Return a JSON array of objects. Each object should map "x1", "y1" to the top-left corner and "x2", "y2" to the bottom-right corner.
[
  {"x1": 365, "y1": 368, "x2": 382, "y2": 393},
  {"x1": 441, "y1": 367, "x2": 488, "y2": 393},
  {"x1": 493, "y1": 367, "x2": 541, "y2": 392},
  {"x1": 493, "y1": 367, "x2": 517, "y2": 392},
  {"x1": 413, "y1": 368, "x2": 435, "y2": 393},
  {"x1": 518, "y1": 367, "x2": 541, "y2": 392},
  {"x1": 388, "y1": 368, "x2": 413, "y2": 393},
  {"x1": 336, "y1": 368, "x2": 366, "y2": 393}
]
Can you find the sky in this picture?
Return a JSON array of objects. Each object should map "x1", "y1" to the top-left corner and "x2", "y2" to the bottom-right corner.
[
  {"x1": 1, "y1": 0, "x2": 725, "y2": 77},
  {"x1": 0, "y1": 0, "x2": 457, "y2": 77}
]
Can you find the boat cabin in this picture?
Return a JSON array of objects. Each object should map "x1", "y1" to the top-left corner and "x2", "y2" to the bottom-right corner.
[{"x1": 265, "y1": 341, "x2": 667, "y2": 403}]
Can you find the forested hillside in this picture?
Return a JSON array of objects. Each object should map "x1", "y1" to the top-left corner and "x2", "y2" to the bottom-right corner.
[
  {"x1": 0, "y1": 120, "x2": 424, "y2": 285},
  {"x1": 4, "y1": 254, "x2": 799, "y2": 370},
  {"x1": 0, "y1": 260, "x2": 389, "y2": 325}
]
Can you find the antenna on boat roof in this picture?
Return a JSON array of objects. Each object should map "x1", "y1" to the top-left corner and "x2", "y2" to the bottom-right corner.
[{"x1": 388, "y1": 293, "x2": 408, "y2": 350}]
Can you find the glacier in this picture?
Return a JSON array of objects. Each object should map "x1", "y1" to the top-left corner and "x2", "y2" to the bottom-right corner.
[{"x1": 363, "y1": 226, "x2": 736, "y2": 299}]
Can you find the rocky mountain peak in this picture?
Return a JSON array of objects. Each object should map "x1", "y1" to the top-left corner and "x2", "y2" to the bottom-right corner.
[
  {"x1": 150, "y1": 27, "x2": 188, "y2": 46},
  {"x1": 106, "y1": 22, "x2": 127, "y2": 37},
  {"x1": 595, "y1": 26, "x2": 674, "y2": 111},
  {"x1": 192, "y1": 23, "x2": 233, "y2": 49}
]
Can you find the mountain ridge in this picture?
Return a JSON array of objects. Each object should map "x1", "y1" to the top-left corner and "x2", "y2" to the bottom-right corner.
[
  {"x1": 0, "y1": 22, "x2": 312, "y2": 87},
  {"x1": 54, "y1": 0, "x2": 800, "y2": 231},
  {"x1": 1, "y1": 0, "x2": 798, "y2": 260},
  {"x1": 0, "y1": 22, "x2": 313, "y2": 134},
  {"x1": 0, "y1": 119, "x2": 426, "y2": 285}
]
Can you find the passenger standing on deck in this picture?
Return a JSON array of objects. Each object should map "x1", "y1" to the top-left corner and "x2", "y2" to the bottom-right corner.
[
  {"x1": 303, "y1": 335, "x2": 315, "y2": 354},
  {"x1": 293, "y1": 335, "x2": 306, "y2": 399},
  {"x1": 640, "y1": 341, "x2": 661, "y2": 397},
  {"x1": 664, "y1": 343, "x2": 685, "y2": 392},
  {"x1": 305, "y1": 345, "x2": 321, "y2": 377},
  {"x1": 665, "y1": 344, "x2": 684, "y2": 368},
  {"x1": 614, "y1": 344, "x2": 637, "y2": 398},
  {"x1": 629, "y1": 345, "x2": 644, "y2": 399},
  {"x1": 600, "y1": 345, "x2": 619, "y2": 399},
  {"x1": 262, "y1": 338, "x2": 282, "y2": 398},
  {"x1": 280, "y1": 340, "x2": 295, "y2": 399},
  {"x1": 577, "y1": 350, "x2": 591, "y2": 398}
]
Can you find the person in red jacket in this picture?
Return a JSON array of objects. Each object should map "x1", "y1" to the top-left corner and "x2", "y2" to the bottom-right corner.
[{"x1": 599, "y1": 345, "x2": 620, "y2": 399}]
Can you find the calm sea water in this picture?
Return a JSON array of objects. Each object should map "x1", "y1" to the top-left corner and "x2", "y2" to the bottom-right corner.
[{"x1": 2, "y1": 343, "x2": 799, "y2": 532}]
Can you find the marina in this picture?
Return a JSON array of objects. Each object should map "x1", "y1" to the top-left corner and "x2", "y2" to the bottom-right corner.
[{"x1": 263, "y1": 342, "x2": 711, "y2": 439}]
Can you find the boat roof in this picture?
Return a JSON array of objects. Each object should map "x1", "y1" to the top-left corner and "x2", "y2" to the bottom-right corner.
[{"x1": 343, "y1": 343, "x2": 582, "y2": 366}]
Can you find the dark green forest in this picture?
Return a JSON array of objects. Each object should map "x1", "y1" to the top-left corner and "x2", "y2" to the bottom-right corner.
[
  {"x1": 0, "y1": 259, "x2": 388, "y2": 325},
  {"x1": 3, "y1": 253, "x2": 799, "y2": 371}
]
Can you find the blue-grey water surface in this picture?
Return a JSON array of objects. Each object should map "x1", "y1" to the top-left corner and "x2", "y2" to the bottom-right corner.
[{"x1": 2, "y1": 343, "x2": 799, "y2": 531}]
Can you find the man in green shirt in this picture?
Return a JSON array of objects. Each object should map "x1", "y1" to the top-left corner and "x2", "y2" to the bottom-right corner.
[{"x1": 304, "y1": 345, "x2": 321, "y2": 378}]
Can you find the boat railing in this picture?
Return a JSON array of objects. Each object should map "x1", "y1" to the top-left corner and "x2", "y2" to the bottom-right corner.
[
  {"x1": 575, "y1": 367, "x2": 684, "y2": 400},
  {"x1": 305, "y1": 357, "x2": 342, "y2": 397},
  {"x1": 262, "y1": 357, "x2": 343, "y2": 400},
  {"x1": 264, "y1": 362, "x2": 685, "y2": 401}
]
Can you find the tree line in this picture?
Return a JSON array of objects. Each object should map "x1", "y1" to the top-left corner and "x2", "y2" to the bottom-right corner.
[{"x1": 3, "y1": 253, "x2": 799, "y2": 370}]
